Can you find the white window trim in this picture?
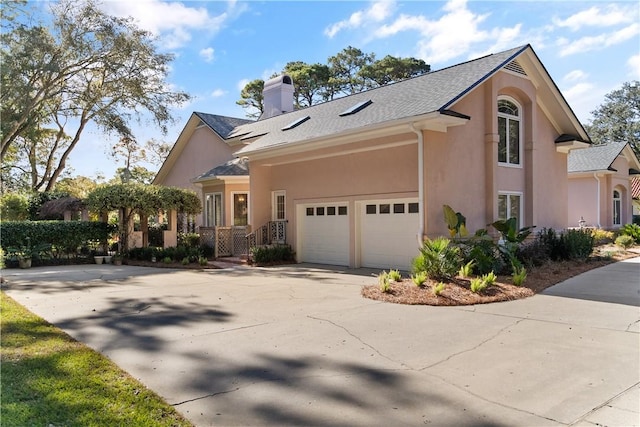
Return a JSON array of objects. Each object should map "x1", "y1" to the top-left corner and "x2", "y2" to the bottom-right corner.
[
  {"x1": 613, "y1": 189, "x2": 622, "y2": 226},
  {"x1": 272, "y1": 190, "x2": 286, "y2": 221},
  {"x1": 204, "y1": 192, "x2": 223, "y2": 227},
  {"x1": 497, "y1": 96, "x2": 523, "y2": 169},
  {"x1": 231, "y1": 191, "x2": 250, "y2": 226},
  {"x1": 498, "y1": 191, "x2": 524, "y2": 228}
]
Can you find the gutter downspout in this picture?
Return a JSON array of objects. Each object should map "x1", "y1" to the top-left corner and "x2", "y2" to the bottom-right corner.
[
  {"x1": 594, "y1": 173, "x2": 601, "y2": 228},
  {"x1": 411, "y1": 124, "x2": 425, "y2": 247}
]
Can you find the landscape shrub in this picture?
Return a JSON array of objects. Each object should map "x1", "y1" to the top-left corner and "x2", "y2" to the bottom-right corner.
[
  {"x1": 563, "y1": 229, "x2": 595, "y2": 260},
  {"x1": 591, "y1": 228, "x2": 615, "y2": 245},
  {"x1": 250, "y1": 244, "x2": 295, "y2": 265},
  {"x1": 457, "y1": 236, "x2": 503, "y2": 275},
  {"x1": 411, "y1": 271, "x2": 427, "y2": 287},
  {"x1": 412, "y1": 237, "x2": 461, "y2": 281},
  {"x1": 516, "y1": 239, "x2": 549, "y2": 268},
  {"x1": 178, "y1": 232, "x2": 200, "y2": 248},
  {"x1": 615, "y1": 235, "x2": 635, "y2": 249},
  {"x1": 378, "y1": 271, "x2": 391, "y2": 293},
  {"x1": 387, "y1": 269, "x2": 402, "y2": 282},
  {"x1": 619, "y1": 223, "x2": 640, "y2": 244},
  {"x1": 432, "y1": 282, "x2": 446, "y2": 296},
  {"x1": 0, "y1": 221, "x2": 115, "y2": 259}
]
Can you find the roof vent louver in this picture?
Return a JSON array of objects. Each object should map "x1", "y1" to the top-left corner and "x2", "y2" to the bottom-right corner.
[
  {"x1": 503, "y1": 60, "x2": 527, "y2": 76},
  {"x1": 339, "y1": 99, "x2": 373, "y2": 116},
  {"x1": 281, "y1": 115, "x2": 310, "y2": 131}
]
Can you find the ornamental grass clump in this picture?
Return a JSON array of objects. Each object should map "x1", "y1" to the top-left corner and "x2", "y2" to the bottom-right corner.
[
  {"x1": 432, "y1": 282, "x2": 446, "y2": 296},
  {"x1": 459, "y1": 260, "x2": 475, "y2": 278},
  {"x1": 470, "y1": 271, "x2": 497, "y2": 294},
  {"x1": 411, "y1": 271, "x2": 427, "y2": 287},
  {"x1": 388, "y1": 269, "x2": 402, "y2": 282},
  {"x1": 512, "y1": 266, "x2": 527, "y2": 286},
  {"x1": 378, "y1": 271, "x2": 391, "y2": 293}
]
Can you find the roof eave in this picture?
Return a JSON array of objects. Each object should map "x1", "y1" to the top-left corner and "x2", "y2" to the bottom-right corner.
[{"x1": 239, "y1": 110, "x2": 470, "y2": 160}]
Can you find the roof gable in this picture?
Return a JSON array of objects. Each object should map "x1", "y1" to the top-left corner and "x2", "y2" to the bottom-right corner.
[
  {"x1": 568, "y1": 141, "x2": 638, "y2": 173},
  {"x1": 153, "y1": 112, "x2": 252, "y2": 185}
]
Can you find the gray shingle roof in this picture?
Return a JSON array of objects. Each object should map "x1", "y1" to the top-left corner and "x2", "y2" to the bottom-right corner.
[
  {"x1": 568, "y1": 141, "x2": 628, "y2": 173},
  {"x1": 193, "y1": 157, "x2": 249, "y2": 182},
  {"x1": 194, "y1": 112, "x2": 253, "y2": 139},
  {"x1": 234, "y1": 45, "x2": 528, "y2": 155}
]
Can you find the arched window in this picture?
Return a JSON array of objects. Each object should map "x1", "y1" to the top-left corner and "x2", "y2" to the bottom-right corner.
[
  {"x1": 613, "y1": 190, "x2": 621, "y2": 226},
  {"x1": 497, "y1": 97, "x2": 521, "y2": 166}
]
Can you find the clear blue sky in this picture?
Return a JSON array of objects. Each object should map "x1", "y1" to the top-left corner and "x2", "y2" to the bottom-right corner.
[{"x1": 33, "y1": 0, "x2": 640, "y2": 180}]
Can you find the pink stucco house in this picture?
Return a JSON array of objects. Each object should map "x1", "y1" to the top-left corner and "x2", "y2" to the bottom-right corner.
[
  {"x1": 568, "y1": 141, "x2": 640, "y2": 229},
  {"x1": 156, "y1": 44, "x2": 591, "y2": 270}
]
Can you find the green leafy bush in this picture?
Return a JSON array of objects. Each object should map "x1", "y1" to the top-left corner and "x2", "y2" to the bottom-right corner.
[
  {"x1": 162, "y1": 256, "x2": 172, "y2": 264},
  {"x1": 591, "y1": 228, "x2": 615, "y2": 245},
  {"x1": 563, "y1": 229, "x2": 595, "y2": 260},
  {"x1": 516, "y1": 239, "x2": 549, "y2": 268},
  {"x1": 250, "y1": 244, "x2": 295, "y2": 265},
  {"x1": 412, "y1": 237, "x2": 461, "y2": 281},
  {"x1": 181, "y1": 257, "x2": 189, "y2": 265},
  {"x1": 178, "y1": 232, "x2": 200, "y2": 248},
  {"x1": 615, "y1": 234, "x2": 635, "y2": 249},
  {"x1": 0, "y1": 193, "x2": 29, "y2": 221},
  {"x1": 457, "y1": 233, "x2": 503, "y2": 275},
  {"x1": 0, "y1": 221, "x2": 115, "y2": 259},
  {"x1": 147, "y1": 223, "x2": 167, "y2": 247},
  {"x1": 198, "y1": 256, "x2": 208, "y2": 266},
  {"x1": 620, "y1": 223, "x2": 640, "y2": 243}
]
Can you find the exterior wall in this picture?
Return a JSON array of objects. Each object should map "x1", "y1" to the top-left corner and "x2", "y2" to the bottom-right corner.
[
  {"x1": 568, "y1": 176, "x2": 600, "y2": 227},
  {"x1": 157, "y1": 126, "x2": 237, "y2": 226},
  {"x1": 248, "y1": 70, "x2": 573, "y2": 267},
  {"x1": 200, "y1": 181, "x2": 250, "y2": 226},
  {"x1": 569, "y1": 156, "x2": 634, "y2": 229}
]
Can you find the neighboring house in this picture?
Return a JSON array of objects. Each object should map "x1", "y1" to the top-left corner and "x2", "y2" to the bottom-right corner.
[
  {"x1": 153, "y1": 112, "x2": 252, "y2": 227},
  {"x1": 157, "y1": 44, "x2": 591, "y2": 270},
  {"x1": 633, "y1": 176, "x2": 640, "y2": 217},
  {"x1": 568, "y1": 141, "x2": 640, "y2": 228}
]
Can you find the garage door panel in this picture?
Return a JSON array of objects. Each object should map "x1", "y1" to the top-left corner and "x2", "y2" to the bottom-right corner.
[
  {"x1": 360, "y1": 199, "x2": 419, "y2": 271},
  {"x1": 298, "y1": 204, "x2": 349, "y2": 266}
]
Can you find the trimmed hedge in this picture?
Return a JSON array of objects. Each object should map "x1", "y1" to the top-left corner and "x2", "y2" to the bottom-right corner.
[{"x1": 0, "y1": 221, "x2": 116, "y2": 256}]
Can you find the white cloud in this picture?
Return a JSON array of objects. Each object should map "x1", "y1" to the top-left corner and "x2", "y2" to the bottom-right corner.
[
  {"x1": 552, "y1": 4, "x2": 635, "y2": 31},
  {"x1": 563, "y1": 70, "x2": 588, "y2": 83},
  {"x1": 324, "y1": 0, "x2": 396, "y2": 38},
  {"x1": 563, "y1": 82, "x2": 601, "y2": 124},
  {"x1": 375, "y1": 0, "x2": 496, "y2": 64},
  {"x1": 200, "y1": 47, "x2": 215, "y2": 63},
  {"x1": 558, "y1": 23, "x2": 640, "y2": 57},
  {"x1": 211, "y1": 89, "x2": 226, "y2": 98},
  {"x1": 99, "y1": 0, "x2": 236, "y2": 49},
  {"x1": 628, "y1": 54, "x2": 640, "y2": 80}
]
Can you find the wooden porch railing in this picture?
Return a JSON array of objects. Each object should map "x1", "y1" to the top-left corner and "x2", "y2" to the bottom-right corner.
[{"x1": 246, "y1": 220, "x2": 287, "y2": 250}]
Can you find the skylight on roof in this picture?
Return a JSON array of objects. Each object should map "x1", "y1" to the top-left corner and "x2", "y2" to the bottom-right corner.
[
  {"x1": 339, "y1": 99, "x2": 372, "y2": 117},
  {"x1": 281, "y1": 116, "x2": 310, "y2": 131}
]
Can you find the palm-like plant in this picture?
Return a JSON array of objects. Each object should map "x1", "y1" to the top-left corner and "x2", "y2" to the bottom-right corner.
[{"x1": 412, "y1": 237, "x2": 461, "y2": 281}]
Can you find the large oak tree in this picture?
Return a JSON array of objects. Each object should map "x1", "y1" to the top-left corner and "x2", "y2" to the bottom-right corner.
[{"x1": 1, "y1": 0, "x2": 190, "y2": 192}]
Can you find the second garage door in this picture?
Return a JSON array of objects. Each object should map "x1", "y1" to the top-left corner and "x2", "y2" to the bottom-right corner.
[
  {"x1": 360, "y1": 199, "x2": 420, "y2": 271},
  {"x1": 298, "y1": 203, "x2": 349, "y2": 266}
]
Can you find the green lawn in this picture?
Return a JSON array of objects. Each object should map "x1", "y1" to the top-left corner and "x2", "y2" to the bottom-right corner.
[{"x1": 0, "y1": 292, "x2": 193, "y2": 427}]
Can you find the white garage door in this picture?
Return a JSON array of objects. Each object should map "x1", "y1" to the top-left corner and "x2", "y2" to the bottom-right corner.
[
  {"x1": 360, "y1": 199, "x2": 420, "y2": 271},
  {"x1": 298, "y1": 203, "x2": 349, "y2": 266}
]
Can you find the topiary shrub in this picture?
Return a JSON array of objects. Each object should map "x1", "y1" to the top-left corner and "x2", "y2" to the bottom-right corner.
[{"x1": 250, "y1": 244, "x2": 295, "y2": 265}]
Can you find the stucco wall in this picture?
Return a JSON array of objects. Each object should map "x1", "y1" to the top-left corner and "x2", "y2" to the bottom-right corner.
[{"x1": 568, "y1": 177, "x2": 599, "y2": 227}]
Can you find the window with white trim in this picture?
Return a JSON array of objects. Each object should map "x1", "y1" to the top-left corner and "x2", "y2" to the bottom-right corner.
[
  {"x1": 272, "y1": 191, "x2": 286, "y2": 221},
  {"x1": 498, "y1": 192, "x2": 522, "y2": 228},
  {"x1": 232, "y1": 193, "x2": 249, "y2": 226},
  {"x1": 613, "y1": 190, "x2": 621, "y2": 226},
  {"x1": 498, "y1": 98, "x2": 521, "y2": 166},
  {"x1": 205, "y1": 193, "x2": 222, "y2": 227}
]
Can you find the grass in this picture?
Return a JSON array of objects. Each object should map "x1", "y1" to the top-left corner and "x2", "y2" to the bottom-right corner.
[{"x1": 0, "y1": 292, "x2": 193, "y2": 427}]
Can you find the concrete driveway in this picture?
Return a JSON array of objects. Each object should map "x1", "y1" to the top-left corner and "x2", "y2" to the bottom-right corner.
[{"x1": 3, "y1": 259, "x2": 639, "y2": 427}]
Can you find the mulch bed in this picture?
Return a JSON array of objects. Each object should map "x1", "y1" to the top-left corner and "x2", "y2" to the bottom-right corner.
[{"x1": 362, "y1": 249, "x2": 638, "y2": 306}]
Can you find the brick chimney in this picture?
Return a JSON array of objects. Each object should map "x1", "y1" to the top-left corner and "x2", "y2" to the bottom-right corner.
[{"x1": 261, "y1": 74, "x2": 294, "y2": 119}]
